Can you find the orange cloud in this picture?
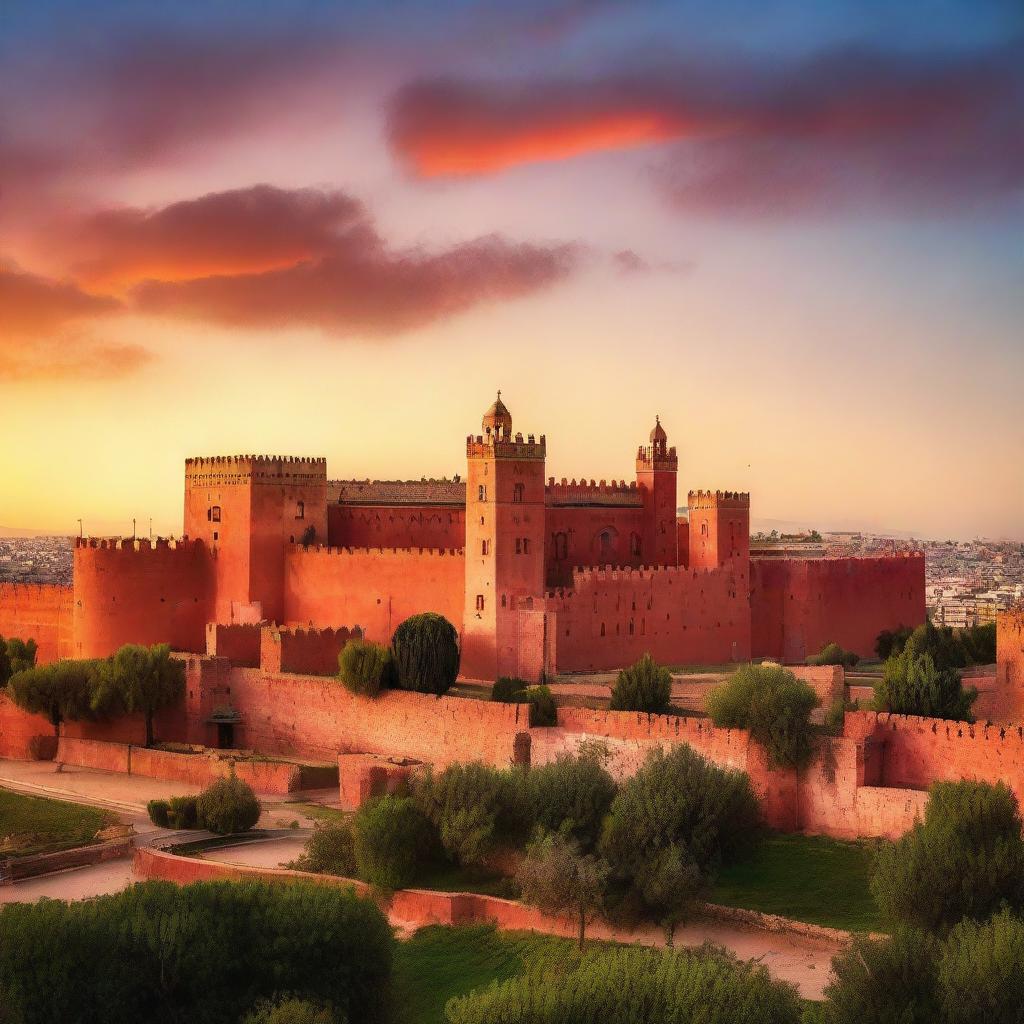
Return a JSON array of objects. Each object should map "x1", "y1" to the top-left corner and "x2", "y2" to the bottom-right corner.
[
  {"x1": 0, "y1": 265, "x2": 121, "y2": 337},
  {"x1": 65, "y1": 186, "x2": 366, "y2": 290}
]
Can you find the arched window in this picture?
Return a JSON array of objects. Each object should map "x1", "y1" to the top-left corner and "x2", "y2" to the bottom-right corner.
[
  {"x1": 513, "y1": 483, "x2": 524, "y2": 503},
  {"x1": 209, "y1": 506, "x2": 221, "y2": 523},
  {"x1": 599, "y1": 530, "x2": 613, "y2": 559},
  {"x1": 478, "y1": 484, "x2": 487, "y2": 501},
  {"x1": 630, "y1": 533, "x2": 642, "y2": 558},
  {"x1": 701, "y1": 522, "x2": 709, "y2": 537},
  {"x1": 553, "y1": 532, "x2": 568, "y2": 560},
  {"x1": 296, "y1": 501, "x2": 305, "y2": 520},
  {"x1": 481, "y1": 539, "x2": 490, "y2": 556},
  {"x1": 600, "y1": 622, "x2": 606, "y2": 637},
  {"x1": 476, "y1": 594, "x2": 485, "y2": 611}
]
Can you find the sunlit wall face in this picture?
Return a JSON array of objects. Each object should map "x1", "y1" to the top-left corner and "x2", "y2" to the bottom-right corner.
[{"x1": 1, "y1": 0, "x2": 1021, "y2": 539}]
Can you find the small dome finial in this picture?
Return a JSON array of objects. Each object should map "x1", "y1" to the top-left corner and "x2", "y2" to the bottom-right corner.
[
  {"x1": 483, "y1": 391, "x2": 512, "y2": 436},
  {"x1": 650, "y1": 415, "x2": 668, "y2": 445}
]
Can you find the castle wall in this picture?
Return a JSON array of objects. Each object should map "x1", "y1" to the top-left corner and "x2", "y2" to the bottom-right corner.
[
  {"x1": 283, "y1": 546, "x2": 464, "y2": 644},
  {"x1": 259, "y1": 624, "x2": 360, "y2": 676},
  {"x1": 327, "y1": 505, "x2": 465, "y2": 550},
  {"x1": 543, "y1": 504, "x2": 647, "y2": 587},
  {"x1": 210, "y1": 663, "x2": 528, "y2": 765},
  {"x1": 844, "y1": 710, "x2": 1024, "y2": 810},
  {"x1": 546, "y1": 564, "x2": 751, "y2": 673},
  {"x1": 206, "y1": 622, "x2": 262, "y2": 667},
  {"x1": 750, "y1": 555, "x2": 925, "y2": 662},
  {"x1": 0, "y1": 692, "x2": 55, "y2": 758},
  {"x1": 0, "y1": 583, "x2": 73, "y2": 664},
  {"x1": 72, "y1": 538, "x2": 215, "y2": 659},
  {"x1": 996, "y1": 609, "x2": 1024, "y2": 721}
]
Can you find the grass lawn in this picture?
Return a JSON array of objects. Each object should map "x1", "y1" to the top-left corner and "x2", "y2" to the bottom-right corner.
[
  {"x1": 282, "y1": 800, "x2": 348, "y2": 824},
  {"x1": 0, "y1": 787, "x2": 117, "y2": 858},
  {"x1": 390, "y1": 925, "x2": 584, "y2": 1024},
  {"x1": 712, "y1": 832, "x2": 884, "y2": 933}
]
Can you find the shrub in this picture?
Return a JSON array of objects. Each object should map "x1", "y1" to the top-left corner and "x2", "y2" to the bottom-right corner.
[
  {"x1": 960, "y1": 621, "x2": 997, "y2": 665},
  {"x1": 872, "y1": 650, "x2": 976, "y2": 722},
  {"x1": 196, "y1": 775, "x2": 261, "y2": 835},
  {"x1": 806, "y1": 642, "x2": 859, "y2": 668},
  {"x1": 0, "y1": 879, "x2": 391, "y2": 1024},
  {"x1": 291, "y1": 820, "x2": 357, "y2": 877},
  {"x1": 600, "y1": 746, "x2": 759, "y2": 924},
  {"x1": 521, "y1": 684, "x2": 557, "y2": 726},
  {"x1": 823, "y1": 928, "x2": 941, "y2": 1024},
  {"x1": 491, "y1": 676, "x2": 528, "y2": 702},
  {"x1": 523, "y1": 750, "x2": 617, "y2": 852},
  {"x1": 412, "y1": 761, "x2": 524, "y2": 868},
  {"x1": 8, "y1": 659, "x2": 104, "y2": 735},
  {"x1": 609, "y1": 653, "x2": 672, "y2": 713},
  {"x1": 167, "y1": 795, "x2": 198, "y2": 829},
  {"x1": 390, "y1": 613, "x2": 460, "y2": 695},
  {"x1": 937, "y1": 909, "x2": 1024, "y2": 1024},
  {"x1": 875, "y1": 625, "x2": 914, "y2": 661},
  {"x1": 243, "y1": 997, "x2": 340, "y2": 1024},
  {"x1": 706, "y1": 663, "x2": 819, "y2": 769},
  {"x1": 353, "y1": 795, "x2": 428, "y2": 890},
  {"x1": 870, "y1": 780, "x2": 1024, "y2": 932},
  {"x1": 515, "y1": 833, "x2": 608, "y2": 949},
  {"x1": 446, "y1": 944, "x2": 802, "y2": 1024},
  {"x1": 337, "y1": 639, "x2": 394, "y2": 698},
  {"x1": 147, "y1": 799, "x2": 170, "y2": 828}
]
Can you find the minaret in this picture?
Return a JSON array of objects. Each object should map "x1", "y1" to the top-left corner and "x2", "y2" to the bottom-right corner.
[
  {"x1": 635, "y1": 416, "x2": 679, "y2": 566},
  {"x1": 462, "y1": 393, "x2": 547, "y2": 681}
]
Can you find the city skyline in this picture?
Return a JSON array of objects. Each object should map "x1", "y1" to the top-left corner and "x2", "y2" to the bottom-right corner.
[{"x1": 2, "y1": 0, "x2": 1022, "y2": 540}]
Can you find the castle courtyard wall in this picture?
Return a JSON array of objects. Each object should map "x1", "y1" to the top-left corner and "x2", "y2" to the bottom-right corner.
[{"x1": 0, "y1": 583, "x2": 73, "y2": 664}]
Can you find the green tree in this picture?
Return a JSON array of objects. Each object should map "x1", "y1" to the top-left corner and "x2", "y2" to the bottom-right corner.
[
  {"x1": 446, "y1": 944, "x2": 802, "y2": 1024},
  {"x1": 90, "y1": 643, "x2": 185, "y2": 747},
  {"x1": 515, "y1": 832, "x2": 608, "y2": 950},
  {"x1": 875, "y1": 625, "x2": 914, "y2": 661},
  {"x1": 938, "y1": 909, "x2": 1024, "y2": 1024},
  {"x1": 337, "y1": 639, "x2": 394, "y2": 698},
  {"x1": 1, "y1": 636, "x2": 37, "y2": 679},
  {"x1": 412, "y1": 761, "x2": 524, "y2": 868},
  {"x1": 635, "y1": 843, "x2": 705, "y2": 947},
  {"x1": 823, "y1": 928, "x2": 941, "y2": 1024},
  {"x1": 195, "y1": 775, "x2": 262, "y2": 835},
  {"x1": 390, "y1": 613, "x2": 460, "y2": 695},
  {"x1": 244, "y1": 997, "x2": 340, "y2": 1024},
  {"x1": 706, "y1": 663, "x2": 820, "y2": 769},
  {"x1": 352, "y1": 795, "x2": 428, "y2": 890},
  {"x1": 870, "y1": 781, "x2": 1024, "y2": 932},
  {"x1": 609, "y1": 652, "x2": 672, "y2": 713},
  {"x1": 806, "y1": 642, "x2": 859, "y2": 668},
  {"x1": 523, "y1": 749, "x2": 617, "y2": 852},
  {"x1": 872, "y1": 651, "x2": 976, "y2": 722},
  {"x1": 491, "y1": 676, "x2": 528, "y2": 702},
  {"x1": 291, "y1": 820, "x2": 357, "y2": 878},
  {"x1": 7, "y1": 660, "x2": 102, "y2": 735},
  {"x1": 600, "y1": 745, "x2": 759, "y2": 926}
]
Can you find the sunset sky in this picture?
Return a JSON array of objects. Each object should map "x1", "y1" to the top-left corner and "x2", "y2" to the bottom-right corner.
[{"x1": 1, "y1": 0, "x2": 1021, "y2": 539}]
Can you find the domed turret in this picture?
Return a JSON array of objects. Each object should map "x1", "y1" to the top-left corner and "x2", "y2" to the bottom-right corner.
[
  {"x1": 650, "y1": 415, "x2": 667, "y2": 445},
  {"x1": 482, "y1": 390, "x2": 512, "y2": 438}
]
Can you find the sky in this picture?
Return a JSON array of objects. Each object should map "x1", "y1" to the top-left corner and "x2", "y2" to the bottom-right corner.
[{"x1": 0, "y1": 0, "x2": 1021, "y2": 540}]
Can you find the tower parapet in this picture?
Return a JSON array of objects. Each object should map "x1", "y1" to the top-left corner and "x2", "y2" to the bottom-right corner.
[
  {"x1": 185, "y1": 455, "x2": 327, "y2": 485},
  {"x1": 687, "y1": 490, "x2": 751, "y2": 510}
]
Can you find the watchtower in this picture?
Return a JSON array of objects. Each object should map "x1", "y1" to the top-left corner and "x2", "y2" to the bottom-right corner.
[
  {"x1": 636, "y1": 416, "x2": 679, "y2": 566},
  {"x1": 462, "y1": 393, "x2": 547, "y2": 680},
  {"x1": 183, "y1": 455, "x2": 327, "y2": 623},
  {"x1": 687, "y1": 490, "x2": 751, "y2": 572}
]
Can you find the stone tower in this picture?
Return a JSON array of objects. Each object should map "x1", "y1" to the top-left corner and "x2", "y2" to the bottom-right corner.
[
  {"x1": 635, "y1": 416, "x2": 679, "y2": 566},
  {"x1": 462, "y1": 393, "x2": 547, "y2": 680},
  {"x1": 687, "y1": 490, "x2": 751, "y2": 571}
]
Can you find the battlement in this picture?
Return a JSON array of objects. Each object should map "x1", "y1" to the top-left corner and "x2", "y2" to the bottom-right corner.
[
  {"x1": 751, "y1": 552, "x2": 925, "y2": 567},
  {"x1": 288, "y1": 543, "x2": 464, "y2": 558},
  {"x1": 466, "y1": 434, "x2": 546, "y2": 460},
  {"x1": 329, "y1": 478, "x2": 466, "y2": 507},
  {"x1": 75, "y1": 536, "x2": 210, "y2": 556},
  {"x1": 688, "y1": 489, "x2": 750, "y2": 509},
  {"x1": 545, "y1": 561, "x2": 733, "y2": 598},
  {"x1": 636, "y1": 444, "x2": 679, "y2": 470},
  {"x1": 185, "y1": 455, "x2": 328, "y2": 484},
  {"x1": 849, "y1": 709, "x2": 1024, "y2": 743},
  {"x1": 545, "y1": 478, "x2": 642, "y2": 508}
]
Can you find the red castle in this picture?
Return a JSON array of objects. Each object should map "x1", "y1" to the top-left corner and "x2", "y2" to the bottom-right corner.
[{"x1": 0, "y1": 394, "x2": 924, "y2": 677}]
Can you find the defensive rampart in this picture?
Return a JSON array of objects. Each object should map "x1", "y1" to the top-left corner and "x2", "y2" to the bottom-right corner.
[
  {"x1": 283, "y1": 545, "x2": 464, "y2": 643},
  {"x1": 72, "y1": 537, "x2": 214, "y2": 658},
  {"x1": 0, "y1": 583, "x2": 73, "y2": 663},
  {"x1": 750, "y1": 554, "x2": 925, "y2": 662},
  {"x1": 546, "y1": 563, "x2": 751, "y2": 672}
]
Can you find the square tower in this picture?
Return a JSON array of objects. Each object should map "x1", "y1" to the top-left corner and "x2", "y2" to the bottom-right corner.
[
  {"x1": 462, "y1": 394, "x2": 547, "y2": 681},
  {"x1": 687, "y1": 490, "x2": 750, "y2": 572},
  {"x1": 184, "y1": 455, "x2": 327, "y2": 623}
]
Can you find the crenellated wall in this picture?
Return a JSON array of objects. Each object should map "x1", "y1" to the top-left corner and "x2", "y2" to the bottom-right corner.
[
  {"x1": 750, "y1": 554, "x2": 925, "y2": 662},
  {"x1": 0, "y1": 583, "x2": 73, "y2": 663},
  {"x1": 259, "y1": 624, "x2": 361, "y2": 676},
  {"x1": 72, "y1": 537, "x2": 215, "y2": 658},
  {"x1": 283, "y1": 545, "x2": 465, "y2": 644},
  {"x1": 546, "y1": 563, "x2": 751, "y2": 672},
  {"x1": 328, "y1": 504, "x2": 465, "y2": 550}
]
